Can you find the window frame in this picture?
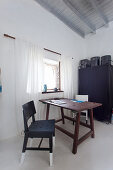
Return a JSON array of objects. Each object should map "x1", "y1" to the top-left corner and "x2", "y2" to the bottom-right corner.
[{"x1": 42, "y1": 48, "x2": 63, "y2": 93}]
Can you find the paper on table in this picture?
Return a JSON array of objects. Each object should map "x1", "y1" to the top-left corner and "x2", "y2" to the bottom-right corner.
[{"x1": 48, "y1": 100, "x2": 66, "y2": 105}]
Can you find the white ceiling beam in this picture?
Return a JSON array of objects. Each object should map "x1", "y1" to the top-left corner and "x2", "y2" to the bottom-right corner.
[
  {"x1": 35, "y1": 0, "x2": 85, "y2": 38},
  {"x1": 89, "y1": 0, "x2": 108, "y2": 26},
  {"x1": 63, "y1": 0, "x2": 96, "y2": 33}
]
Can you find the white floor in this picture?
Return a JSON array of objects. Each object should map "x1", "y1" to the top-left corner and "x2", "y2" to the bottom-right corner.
[{"x1": 0, "y1": 120, "x2": 113, "y2": 170}]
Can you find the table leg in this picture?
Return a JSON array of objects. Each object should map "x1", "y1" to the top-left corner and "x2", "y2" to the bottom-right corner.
[
  {"x1": 90, "y1": 109, "x2": 95, "y2": 138},
  {"x1": 61, "y1": 108, "x2": 65, "y2": 124},
  {"x1": 46, "y1": 104, "x2": 50, "y2": 120},
  {"x1": 72, "y1": 111, "x2": 80, "y2": 154}
]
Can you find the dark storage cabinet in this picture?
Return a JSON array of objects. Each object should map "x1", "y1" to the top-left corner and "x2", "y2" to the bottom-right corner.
[{"x1": 78, "y1": 65, "x2": 113, "y2": 122}]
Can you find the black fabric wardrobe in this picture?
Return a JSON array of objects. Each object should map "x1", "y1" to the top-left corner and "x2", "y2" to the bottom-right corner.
[{"x1": 78, "y1": 65, "x2": 113, "y2": 122}]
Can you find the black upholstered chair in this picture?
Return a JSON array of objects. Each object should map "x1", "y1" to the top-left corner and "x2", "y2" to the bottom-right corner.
[{"x1": 20, "y1": 101, "x2": 55, "y2": 166}]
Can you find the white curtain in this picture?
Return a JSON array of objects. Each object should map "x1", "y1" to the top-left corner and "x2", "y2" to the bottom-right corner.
[
  {"x1": 27, "y1": 45, "x2": 44, "y2": 94},
  {"x1": 15, "y1": 40, "x2": 44, "y2": 133},
  {"x1": 61, "y1": 55, "x2": 74, "y2": 99},
  {"x1": 0, "y1": 34, "x2": 18, "y2": 139}
]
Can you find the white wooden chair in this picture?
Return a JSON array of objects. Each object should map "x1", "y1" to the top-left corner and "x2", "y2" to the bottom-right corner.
[{"x1": 72, "y1": 95, "x2": 88, "y2": 124}]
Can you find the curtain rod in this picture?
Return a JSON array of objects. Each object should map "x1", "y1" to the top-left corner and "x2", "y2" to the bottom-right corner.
[
  {"x1": 4, "y1": 34, "x2": 15, "y2": 39},
  {"x1": 44, "y1": 48, "x2": 61, "y2": 55},
  {"x1": 3, "y1": 34, "x2": 61, "y2": 55}
]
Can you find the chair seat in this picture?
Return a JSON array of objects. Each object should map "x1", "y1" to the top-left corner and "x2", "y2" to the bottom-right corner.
[{"x1": 28, "y1": 119, "x2": 55, "y2": 138}]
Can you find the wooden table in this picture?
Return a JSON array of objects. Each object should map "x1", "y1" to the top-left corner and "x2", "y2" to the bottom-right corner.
[{"x1": 39, "y1": 98, "x2": 102, "y2": 154}]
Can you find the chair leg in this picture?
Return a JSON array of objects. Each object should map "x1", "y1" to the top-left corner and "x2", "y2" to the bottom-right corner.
[
  {"x1": 20, "y1": 152, "x2": 25, "y2": 165},
  {"x1": 49, "y1": 137, "x2": 53, "y2": 166},
  {"x1": 50, "y1": 153, "x2": 53, "y2": 166},
  {"x1": 20, "y1": 135, "x2": 28, "y2": 164}
]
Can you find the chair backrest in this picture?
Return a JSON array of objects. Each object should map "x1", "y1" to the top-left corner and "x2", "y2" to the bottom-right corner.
[
  {"x1": 22, "y1": 101, "x2": 36, "y2": 131},
  {"x1": 76, "y1": 95, "x2": 88, "y2": 102}
]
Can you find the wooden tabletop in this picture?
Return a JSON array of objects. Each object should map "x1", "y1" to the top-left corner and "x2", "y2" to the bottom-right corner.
[{"x1": 39, "y1": 98, "x2": 102, "y2": 112}]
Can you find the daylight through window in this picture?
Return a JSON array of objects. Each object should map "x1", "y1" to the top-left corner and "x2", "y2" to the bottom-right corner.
[{"x1": 43, "y1": 58, "x2": 60, "y2": 90}]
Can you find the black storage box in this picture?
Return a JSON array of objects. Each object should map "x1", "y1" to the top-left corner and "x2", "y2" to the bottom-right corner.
[
  {"x1": 101, "y1": 55, "x2": 111, "y2": 65},
  {"x1": 91, "y1": 56, "x2": 100, "y2": 67},
  {"x1": 79, "y1": 59, "x2": 90, "y2": 69}
]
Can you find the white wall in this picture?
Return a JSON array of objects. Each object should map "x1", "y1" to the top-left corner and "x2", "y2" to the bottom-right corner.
[
  {"x1": 85, "y1": 22, "x2": 113, "y2": 59},
  {"x1": 0, "y1": 0, "x2": 86, "y2": 140}
]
